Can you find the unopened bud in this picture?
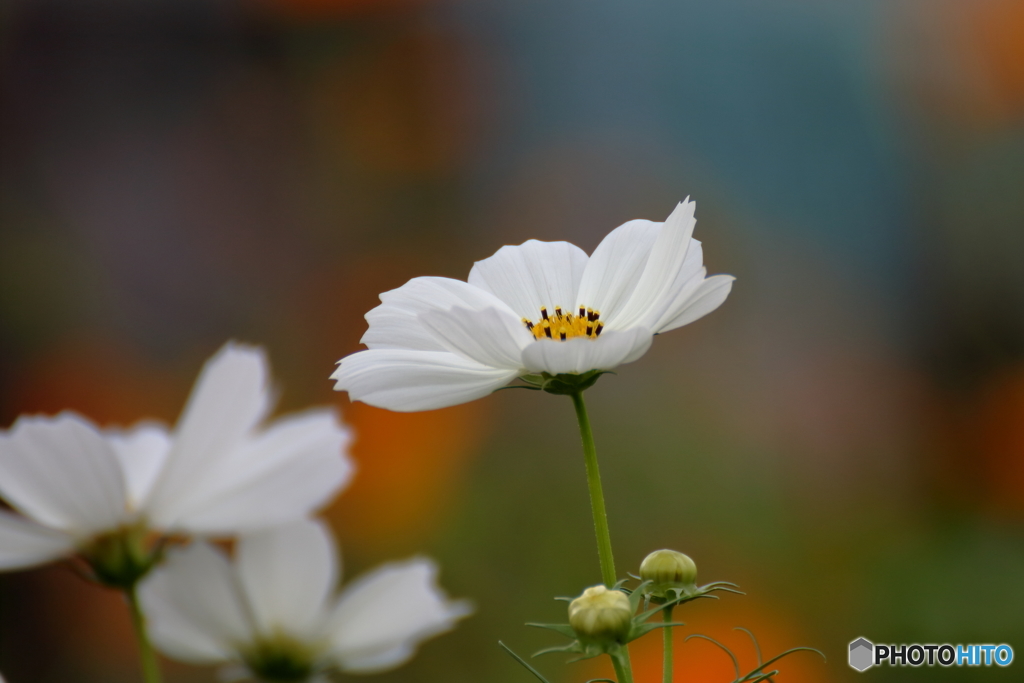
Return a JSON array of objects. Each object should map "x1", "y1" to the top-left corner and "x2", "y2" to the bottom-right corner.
[
  {"x1": 639, "y1": 549, "x2": 697, "y2": 599},
  {"x1": 568, "y1": 585, "x2": 633, "y2": 644}
]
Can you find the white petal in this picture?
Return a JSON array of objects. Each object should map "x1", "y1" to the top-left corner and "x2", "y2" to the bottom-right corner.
[
  {"x1": 654, "y1": 274, "x2": 735, "y2": 333},
  {"x1": 0, "y1": 413, "x2": 128, "y2": 535},
  {"x1": 362, "y1": 277, "x2": 518, "y2": 352},
  {"x1": 329, "y1": 558, "x2": 472, "y2": 673},
  {"x1": 468, "y1": 240, "x2": 589, "y2": 320},
  {"x1": 139, "y1": 542, "x2": 252, "y2": 664},
  {"x1": 145, "y1": 343, "x2": 272, "y2": 529},
  {"x1": 105, "y1": 421, "x2": 172, "y2": 511},
  {"x1": 332, "y1": 349, "x2": 518, "y2": 412},
  {"x1": 640, "y1": 237, "x2": 709, "y2": 329},
  {"x1": 607, "y1": 200, "x2": 697, "y2": 330},
  {"x1": 520, "y1": 327, "x2": 653, "y2": 375},
  {"x1": 0, "y1": 510, "x2": 76, "y2": 570},
  {"x1": 166, "y1": 410, "x2": 352, "y2": 535},
  {"x1": 236, "y1": 520, "x2": 337, "y2": 638},
  {"x1": 418, "y1": 306, "x2": 531, "y2": 370},
  {"x1": 575, "y1": 219, "x2": 660, "y2": 323}
]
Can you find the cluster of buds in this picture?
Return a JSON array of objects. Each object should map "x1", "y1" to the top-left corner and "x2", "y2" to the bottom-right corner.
[
  {"x1": 524, "y1": 548, "x2": 742, "y2": 663},
  {"x1": 507, "y1": 548, "x2": 824, "y2": 683}
]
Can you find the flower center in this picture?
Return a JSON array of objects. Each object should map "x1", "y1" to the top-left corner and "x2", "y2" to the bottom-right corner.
[
  {"x1": 242, "y1": 634, "x2": 320, "y2": 682},
  {"x1": 523, "y1": 306, "x2": 603, "y2": 341},
  {"x1": 79, "y1": 522, "x2": 162, "y2": 589}
]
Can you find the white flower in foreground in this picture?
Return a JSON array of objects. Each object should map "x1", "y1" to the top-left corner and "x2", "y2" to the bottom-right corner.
[
  {"x1": 0, "y1": 343, "x2": 353, "y2": 577},
  {"x1": 332, "y1": 199, "x2": 733, "y2": 411},
  {"x1": 140, "y1": 519, "x2": 471, "y2": 682}
]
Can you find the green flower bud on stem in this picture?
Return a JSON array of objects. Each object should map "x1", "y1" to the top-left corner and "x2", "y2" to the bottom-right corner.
[
  {"x1": 639, "y1": 549, "x2": 697, "y2": 599},
  {"x1": 568, "y1": 585, "x2": 633, "y2": 645}
]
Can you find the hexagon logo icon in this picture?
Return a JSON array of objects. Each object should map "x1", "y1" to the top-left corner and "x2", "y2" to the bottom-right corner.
[{"x1": 849, "y1": 637, "x2": 874, "y2": 671}]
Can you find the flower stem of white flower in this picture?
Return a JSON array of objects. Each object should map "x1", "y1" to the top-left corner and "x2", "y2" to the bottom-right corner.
[
  {"x1": 569, "y1": 392, "x2": 634, "y2": 683},
  {"x1": 569, "y1": 392, "x2": 616, "y2": 587},
  {"x1": 126, "y1": 586, "x2": 163, "y2": 683},
  {"x1": 662, "y1": 605, "x2": 674, "y2": 683}
]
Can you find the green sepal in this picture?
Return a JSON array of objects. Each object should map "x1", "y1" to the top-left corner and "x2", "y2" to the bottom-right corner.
[
  {"x1": 80, "y1": 523, "x2": 163, "y2": 589},
  {"x1": 533, "y1": 643, "x2": 583, "y2": 657},
  {"x1": 629, "y1": 621, "x2": 686, "y2": 640},
  {"x1": 493, "y1": 384, "x2": 542, "y2": 392},
  {"x1": 526, "y1": 623, "x2": 576, "y2": 639},
  {"x1": 633, "y1": 579, "x2": 744, "y2": 621},
  {"x1": 626, "y1": 580, "x2": 652, "y2": 612},
  {"x1": 566, "y1": 650, "x2": 605, "y2": 663},
  {"x1": 517, "y1": 370, "x2": 614, "y2": 396}
]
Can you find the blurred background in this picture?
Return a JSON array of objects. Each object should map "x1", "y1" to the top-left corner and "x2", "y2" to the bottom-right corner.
[{"x1": 1, "y1": 0, "x2": 1023, "y2": 681}]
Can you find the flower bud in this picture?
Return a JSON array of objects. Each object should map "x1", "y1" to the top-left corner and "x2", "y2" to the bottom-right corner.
[
  {"x1": 568, "y1": 585, "x2": 633, "y2": 644},
  {"x1": 639, "y1": 549, "x2": 697, "y2": 599}
]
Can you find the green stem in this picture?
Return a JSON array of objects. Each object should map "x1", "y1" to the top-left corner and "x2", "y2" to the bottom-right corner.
[
  {"x1": 611, "y1": 647, "x2": 635, "y2": 683},
  {"x1": 126, "y1": 586, "x2": 163, "y2": 683},
  {"x1": 570, "y1": 391, "x2": 617, "y2": 587},
  {"x1": 570, "y1": 392, "x2": 634, "y2": 682},
  {"x1": 662, "y1": 605, "x2": 674, "y2": 683}
]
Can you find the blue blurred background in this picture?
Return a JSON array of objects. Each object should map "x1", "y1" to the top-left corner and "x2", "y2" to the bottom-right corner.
[{"x1": 2, "y1": 0, "x2": 1023, "y2": 681}]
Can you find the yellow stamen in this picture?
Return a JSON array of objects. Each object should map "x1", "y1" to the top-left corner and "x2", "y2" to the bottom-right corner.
[{"x1": 523, "y1": 306, "x2": 601, "y2": 341}]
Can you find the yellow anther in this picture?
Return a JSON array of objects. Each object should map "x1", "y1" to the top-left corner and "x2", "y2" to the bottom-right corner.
[{"x1": 523, "y1": 307, "x2": 602, "y2": 341}]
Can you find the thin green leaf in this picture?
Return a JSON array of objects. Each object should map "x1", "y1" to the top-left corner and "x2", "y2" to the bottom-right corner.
[
  {"x1": 526, "y1": 623, "x2": 576, "y2": 639},
  {"x1": 686, "y1": 634, "x2": 741, "y2": 678},
  {"x1": 743, "y1": 647, "x2": 825, "y2": 676},
  {"x1": 533, "y1": 643, "x2": 582, "y2": 657},
  {"x1": 734, "y1": 627, "x2": 762, "y2": 665},
  {"x1": 498, "y1": 641, "x2": 552, "y2": 683}
]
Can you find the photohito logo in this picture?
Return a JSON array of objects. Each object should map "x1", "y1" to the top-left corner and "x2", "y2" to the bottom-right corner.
[{"x1": 849, "y1": 637, "x2": 1013, "y2": 671}]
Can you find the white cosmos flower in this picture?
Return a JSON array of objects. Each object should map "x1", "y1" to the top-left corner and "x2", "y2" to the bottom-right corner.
[
  {"x1": 0, "y1": 343, "x2": 353, "y2": 572},
  {"x1": 139, "y1": 519, "x2": 471, "y2": 681},
  {"x1": 331, "y1": 199, "x2": 734, "y2": 411}
]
